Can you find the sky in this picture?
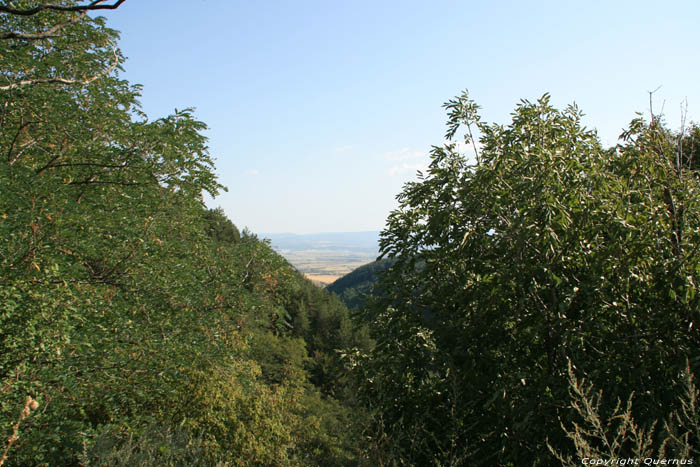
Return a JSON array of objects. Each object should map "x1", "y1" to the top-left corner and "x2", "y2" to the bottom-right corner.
[{"x1": 105, "y1": 0, "x2": 700, "y2": 234}]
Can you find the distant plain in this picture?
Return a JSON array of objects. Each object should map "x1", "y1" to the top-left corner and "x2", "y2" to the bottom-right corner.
[{"x1": 262, "y1": 232, "x2": 380, "y2": 285}]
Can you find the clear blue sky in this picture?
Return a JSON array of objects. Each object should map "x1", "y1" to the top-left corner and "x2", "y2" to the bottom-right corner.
[{"x1": 106, "y1": 0, "x2": 700, "y2": 234}]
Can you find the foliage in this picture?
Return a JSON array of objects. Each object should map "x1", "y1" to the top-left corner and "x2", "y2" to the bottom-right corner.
[
  {"x1": 79, "y1": 424, "x2": 210, "y2": 467},
  {"x1": 0, "y1": 3, "x2": 368, "y2": 465},
  {"x1": 354, "y1": 91, "x2": 700, "y2": 464},
  {"x1": 8, "y1": 2, "x2": 698, "y2": 464},
  {"x1": 327, "y1": 258, "x2": 395, "y2": 310},
  {"x1": 203, "y1": 207, "x2": 241, "y2": 245},
  {"x1": 550, "y1": 362, "x2": 700, "y2": 464}
]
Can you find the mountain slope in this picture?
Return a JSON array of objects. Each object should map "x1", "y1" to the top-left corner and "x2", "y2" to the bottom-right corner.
[{"x1": 327, "y1": 258, "x2": 395, "y2": 309}]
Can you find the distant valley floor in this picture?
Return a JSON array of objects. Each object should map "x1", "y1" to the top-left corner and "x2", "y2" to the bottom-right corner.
[
  {"x1": 262, "y1": 231, "x2": 381, "y2": 286},
  {"x1": 281, "y1": 249, "x2": 376, "y2": 286}
]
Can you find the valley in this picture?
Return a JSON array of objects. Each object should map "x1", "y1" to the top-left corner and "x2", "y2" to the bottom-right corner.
[{"x1": 262, "y1": 231, "x2": 380, "y2": 285}]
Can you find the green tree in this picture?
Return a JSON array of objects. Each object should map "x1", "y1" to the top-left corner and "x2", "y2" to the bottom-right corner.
[
  {"x1": 355, "y1": 91, "x2": 700, "y2": 464},
  {"x1": 203, "y1": 207, "x2": 241, "y2": 244},
  {"x1": 0, "y1": 3, "x2": 325, "y2": 464},
  {"x1": 0, "y1": 2, "x2": 234, "y2": 462},
  {"x1": 1, "y1": 7, "x2": 370, "y2": 463}
]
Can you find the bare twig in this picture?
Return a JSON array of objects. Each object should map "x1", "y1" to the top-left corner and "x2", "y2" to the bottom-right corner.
[
  {"x1": 466, "y1": 121, "x2": 480, "y2": 165},
  {"x1": 6, "y1": 120, "x2": 36, "y2": 163},
  {"x1": 648, "y1": 85, "x2": 662, "y2": 124},
  {"x1": 0, "y1": 397, "x2": 39, "y2": 467},
  {"x1": 678, "y1": 98, "x2": 688, "y2": 180},
  {"x1": 242, "y1": 255, "x2": 255, "y2": 285}
]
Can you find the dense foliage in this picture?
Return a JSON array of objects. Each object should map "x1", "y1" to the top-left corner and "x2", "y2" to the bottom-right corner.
[
  {"x1": 4, "y1": 2, "x2": 699, "y2": 466},
  {"x1": 351, "y1": 92, "x2": 700, "y2": 464},
  {"x1": 327, "y1": 258, "x2": 395, "y2": 310},
  {"x1": 0, "y1": 3, "x2": 368, "y2": 465}
]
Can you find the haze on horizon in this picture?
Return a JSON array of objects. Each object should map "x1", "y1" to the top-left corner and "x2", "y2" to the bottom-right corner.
[{"x1": 106, "y1": 0, "x2": 700, "y2": 235}]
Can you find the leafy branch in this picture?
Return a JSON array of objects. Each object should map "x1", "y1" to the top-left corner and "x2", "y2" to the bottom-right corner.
[
  {"x1": 0, "y1": 0, "x2": 126, "y2": 16},
  {"x1": 0, "y1": 9, "x2": 87, "y2": 40},
  {"x1": 0, "y1": 46, "x2": 119, "y2": 90}
]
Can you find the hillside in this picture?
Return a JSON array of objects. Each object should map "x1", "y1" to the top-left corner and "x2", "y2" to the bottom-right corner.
[{"x1": 327, "y1": 258, "x2": 395, "y2": 309}]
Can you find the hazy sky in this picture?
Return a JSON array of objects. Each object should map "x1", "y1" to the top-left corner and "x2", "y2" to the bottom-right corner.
[{"x1": 106, "y1": 0, "x2": 700, "y2": 234}]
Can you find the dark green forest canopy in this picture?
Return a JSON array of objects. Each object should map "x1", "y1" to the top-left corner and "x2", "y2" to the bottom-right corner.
[{"x1": 327, "y1": 258, "x2": 395, "y2": 310}]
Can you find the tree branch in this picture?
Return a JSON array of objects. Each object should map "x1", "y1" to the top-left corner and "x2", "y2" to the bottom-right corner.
[
  {"x1": 0, "y1": 397, "x2": 39, "y2": 467},
  {"x1": 0, "y1": 10, "x2": 88, "y2": 40},
  {"x1": 68, "y1": 179, "x2": 144, "y2": 186},
  {"x1": 37, "y1": 161, "x2": 139, "y2": 172},
  {"x1": 0, "y1": 0, "x2": 126, "y2": 16},
  {"x1": 6, "y1": 120, "x2": 36, "y2": 163},
  {"x1": 0, "y1": 47, "x2": 119, "y2": 91}
]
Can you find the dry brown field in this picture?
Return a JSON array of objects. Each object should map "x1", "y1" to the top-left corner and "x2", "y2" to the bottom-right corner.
[{"x1": 304, "y1": 274, "x2": 342, "y2": 286}]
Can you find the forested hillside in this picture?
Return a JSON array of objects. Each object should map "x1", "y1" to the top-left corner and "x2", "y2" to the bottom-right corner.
[
  {"x1": 327, "y1": 259, "x2": 394, "y2": 310},
  {"x1": 0, "y1": 4, "x2": 369, "y2": 465},
  {"x1": 3, "y1": 2, "x2": 700, "y2": 466}
]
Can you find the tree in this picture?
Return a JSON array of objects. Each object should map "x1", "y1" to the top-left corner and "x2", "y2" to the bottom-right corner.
[
  {"x1": 0, "y1": 1, "x2": 126, "y2": 43},
  {"x1": 1, "y1": 7, "x2": 371, "y2": 464},
  {"x1": 0, "y1": 1, "x2": 235, "y2": 462},
  {"x1": 355, "y1": 91, "x2": 700, "y2": 464},
  {"x1": 203, "y1": 207, "x2": 241, "y2": 244}
]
